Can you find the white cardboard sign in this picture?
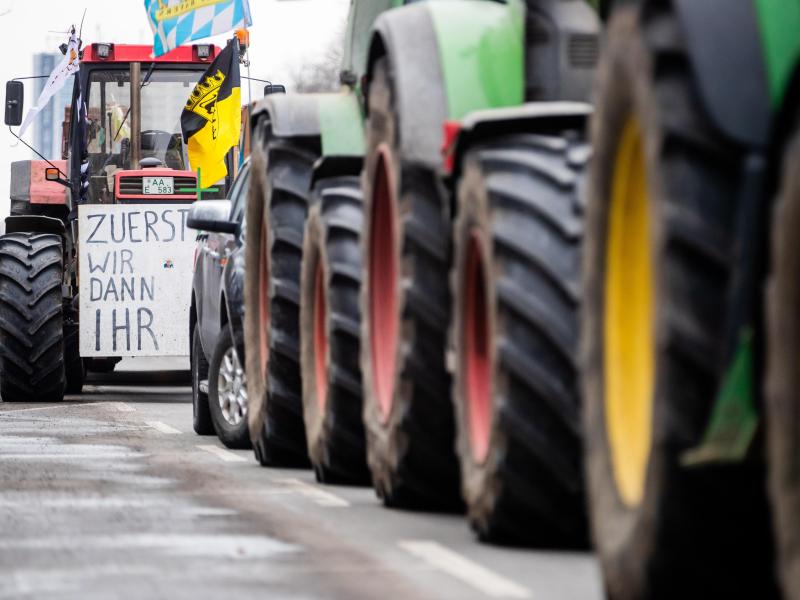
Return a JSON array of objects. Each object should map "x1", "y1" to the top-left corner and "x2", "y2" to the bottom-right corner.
[{"x1": 78, "y1": 203, "x2": 195, "y2": 357}]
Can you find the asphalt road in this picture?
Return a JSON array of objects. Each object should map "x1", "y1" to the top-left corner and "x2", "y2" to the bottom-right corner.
[{"x1": 0, "y1": 358, "x2": 603, "y2": 600}]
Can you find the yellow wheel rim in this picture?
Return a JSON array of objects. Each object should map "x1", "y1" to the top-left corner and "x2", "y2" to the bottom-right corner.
[{"x1": 603, "y1": 117, "x2": 655, "y2": 507}]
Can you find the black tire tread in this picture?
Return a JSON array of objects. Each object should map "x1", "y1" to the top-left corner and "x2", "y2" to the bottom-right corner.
[
  {"x1": 452, "y1": 132, "x2": 587, "y2": 545},
  {"x1": 583, "y1": 5, "x2": 776, "y2": 598},
  {"x1": 249, "y1": 131, "x2": 316, "y2": 468},
  {"x1": 0, "y1": 232, "x2": 65, "y2": 402},
  {"x1": 361, "y1": 57, "x2": 460, "y2": 509},
  {"x1": 765, "y1": 109, "x2": 800, "y2": 600},
  {"x1": 300, "y1": 176, "x2": 370, "y2": 485}
]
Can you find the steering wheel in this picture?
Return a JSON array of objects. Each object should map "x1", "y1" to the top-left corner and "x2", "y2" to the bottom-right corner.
[{"x1": 141, "y1": 129, "x2": 177, "y2": 150}]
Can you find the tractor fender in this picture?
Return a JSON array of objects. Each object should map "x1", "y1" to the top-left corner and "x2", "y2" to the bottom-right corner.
[
  {"x1": 5, "y1": 215, "x2": 66, "y2": 237},
  {"x1": 250, "y1": 92, "x2": 365, "y2": 159},
  {"x1": 251, "y1": 93, "x2": 323, "y2": 139},
  {"x1": 367, "y1": 1, "x2": 525, "y2": 170},
  {"x1": 366, "y1": 3, "x2": 448, "y2": 169},
  {"x1": 449, "y1": 101, "x2": 592, "y2": 182},
  {"x1": 317, "y1": 93, "x2": 365, "y2": 158},
  {"x1": 671, "y1": 0, "x2": 771, "y2": 148}
]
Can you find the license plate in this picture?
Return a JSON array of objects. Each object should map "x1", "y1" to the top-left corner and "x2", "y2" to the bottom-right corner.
[{"x1": 143, "y1": 176, "x2": 174, "y2": 195}]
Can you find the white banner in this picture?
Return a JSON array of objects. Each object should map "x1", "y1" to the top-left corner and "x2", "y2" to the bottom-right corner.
[
  {"x1": 78, "y1": 204, "x2": 196, "y2": 357},
  {"x1": 19, "y1": 31, "x2": 80, "y2": 137}
]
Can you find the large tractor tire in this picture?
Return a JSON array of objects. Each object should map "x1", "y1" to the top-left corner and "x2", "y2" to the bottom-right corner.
[
  {"x1": 360, "y1": 57, "x2": 460, "y2": 508},
  {"x1": 0, "y1": 232, "x2": 65, "y2": 403},
  {"x1": 300, "y1": 175, "x2": 370, "y2": 485},
  {"x1": 451, "y1": 132, "x2": 588, "y2": 546},
  {"x1": 244, "y1": 126, "x2": 316, "y2": 468},
  {"x1": 583, "y1": 6, "x2": 776, "y2": 598},
  {"x1": 766, "y1": 113, "x2": 800, "y2": 600},
  {"x1": 64, "y1": 320, "x2": 85, "y2": 394}
]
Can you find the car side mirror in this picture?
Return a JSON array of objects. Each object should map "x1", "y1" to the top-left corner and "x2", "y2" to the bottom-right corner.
[
  {"x1": 264, "y1": 84, "x2": 286, "y2": 96},
  {"x1": 187, "y1": 199, "x2": 237, "y2": 234},
  {"x1": 5, "y1": 81, "x2": 23, "y2": 126}
]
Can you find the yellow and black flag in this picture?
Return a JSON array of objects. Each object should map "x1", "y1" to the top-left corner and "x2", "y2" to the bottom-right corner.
[{"x1": 181, "y1": 40, "x2": 241, "y2": 188}]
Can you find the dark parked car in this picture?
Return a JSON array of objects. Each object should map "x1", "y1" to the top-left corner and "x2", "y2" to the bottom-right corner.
[{"x1": 187, "y1": 161, "x2": 250, "y2": 448}]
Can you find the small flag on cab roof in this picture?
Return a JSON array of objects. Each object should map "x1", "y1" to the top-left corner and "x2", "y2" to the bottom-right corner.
[{"x1": 144, "y1": 0, "x2": 252, "y2": 58}]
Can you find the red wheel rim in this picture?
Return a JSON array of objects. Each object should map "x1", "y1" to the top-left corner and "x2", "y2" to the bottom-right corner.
[
  {"x1": 465, "y1": 231, "x2": 491, "y2": 463},
  {"x1": 313, "y1": 258, "x2": 328, "y2": 410},
  {"x1": 369, "y1": 145, "x2": 398, "y2": 423},
  {"x1": 258, "y1": 219, "x2": 270, "y2": 380}
]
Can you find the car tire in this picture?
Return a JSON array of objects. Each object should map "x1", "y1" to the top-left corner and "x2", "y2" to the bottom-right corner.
[
  {"x1": 208, "y1": 326, "x2": 251, "y2": 449},
  {"x1": 192, "y1": 323, "x2": 214, "y2": 435}
]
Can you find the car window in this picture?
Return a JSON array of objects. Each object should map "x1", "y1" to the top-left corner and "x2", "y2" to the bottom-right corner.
[{"x1": 229, "y1": 166, "x2": 250, "y2": 224}]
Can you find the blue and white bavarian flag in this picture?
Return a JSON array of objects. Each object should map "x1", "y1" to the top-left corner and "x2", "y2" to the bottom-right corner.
[{"x1": 144, "y1": 0, "x2": 252, "y2": 57}]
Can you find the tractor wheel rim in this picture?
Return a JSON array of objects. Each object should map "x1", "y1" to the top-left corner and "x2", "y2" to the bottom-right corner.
[
  {"x1": 218, "y1": 345, "x2": 248, "y2": 426},
  {"x1": 603, "y1": 116, "x2": 655, "y2": 507},
  {"x1": 369, "y1": 144, "x2": 398, "y2": 423},
  {"x1": 258, "y1": 219, "x2": 269, "y2": 380},
  {"x1": 465, "y1": 230, "x2": 491, "y2": 464},
  {"x1": 313, "y1": 258, "x2": 328, "y2": 410}
]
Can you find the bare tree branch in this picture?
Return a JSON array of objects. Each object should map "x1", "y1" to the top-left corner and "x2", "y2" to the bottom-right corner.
[{"x1": 290, "y1": 20, "x2": 345, "y2": 93}]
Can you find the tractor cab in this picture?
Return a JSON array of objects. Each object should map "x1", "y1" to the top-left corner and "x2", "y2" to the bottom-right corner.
[{"x1": 66, "y1": 43, "x2": 225, "y2": 206}]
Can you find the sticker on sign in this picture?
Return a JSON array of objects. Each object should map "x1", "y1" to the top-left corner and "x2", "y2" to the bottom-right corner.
[
  {"x1": 78, "y1": 204, "x2": 195, "y2": 357},
  {"x1": 143, "y1": 176, "x2": 174, "y2": 195}
]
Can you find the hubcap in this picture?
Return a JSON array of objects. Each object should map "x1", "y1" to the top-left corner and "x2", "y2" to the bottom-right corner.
[
  {"x1": 603, "y1": 116, "x2": 655, "y2": 507},
  {"x1": 464, "y1": 231, "x2": 491, "y2": 464},
  {"x1": 369, "y1": 145, "x2": 398, "y2": 423},
  {"x1": 217, "y1": 345, "x2": 248, "y2": 426}
]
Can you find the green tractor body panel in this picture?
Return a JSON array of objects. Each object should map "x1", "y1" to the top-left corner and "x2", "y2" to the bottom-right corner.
[
  {"x1": 427, "y1": 0, "x2": 525, "y2": 120},
  {"x1": 682, "y1": 331, "x2": 759, "y2": 466},
  {"x1": 317, "y1": 92, "x2": 366, "y2": 157},
  {"x1": 682, "y1": 1, "x2": 800, "y2": 466},
  {"x1": 754, "y1": 0, "x2": 800, "y2": 107}
]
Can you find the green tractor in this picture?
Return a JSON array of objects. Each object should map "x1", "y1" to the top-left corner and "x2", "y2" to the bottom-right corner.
[
  {"x1": 583, "y1": 0, "x2": 800, "y2": 597},
  {"x1": 243, "y1": 0, "x2": 600, "y2": 544}
]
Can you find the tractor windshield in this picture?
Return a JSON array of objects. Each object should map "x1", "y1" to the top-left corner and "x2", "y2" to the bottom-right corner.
[{"x1": 82, "y1": 67, "x2": 201, "y2": 201}]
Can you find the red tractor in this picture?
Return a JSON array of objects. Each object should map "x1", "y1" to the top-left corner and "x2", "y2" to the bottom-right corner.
[{"x1": 2, "y1": 42, "x2": 222, "y2": 402}]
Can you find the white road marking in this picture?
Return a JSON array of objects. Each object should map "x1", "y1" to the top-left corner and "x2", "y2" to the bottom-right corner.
[
  {"x1": 0, "y1": 533, "x2": 299, "y2": 558},
  {"x1": 113, "y1": 402, "x2": 136, "y2": 412},
  {"x1": 0, "y1": 452, "x2": 137, "y2": 461},
  {"x1": 197, "y1": 444, "x2": 248, "y2": 463},
  {"x1": 398, "y1": 540, "x2": 532, "y2": 599},
  {"x1": 0, "y1": 401, "x2": 111, "y2": 413},
  {"x1": 270, "y1": 477, "x2": 350, "y2": 507},
  {"x1": 146, "y1": 421, "x2": 181, "y2": 435}
]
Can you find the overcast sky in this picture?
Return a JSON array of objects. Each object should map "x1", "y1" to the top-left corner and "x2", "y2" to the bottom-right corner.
[{"x1": 0, "y1": 0, "x2": 350, "y2": 222}]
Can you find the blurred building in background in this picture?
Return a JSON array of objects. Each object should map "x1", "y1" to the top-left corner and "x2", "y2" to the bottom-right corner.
[{"x1": 32, "y1": 53, "x2": 73, "y2": 160}]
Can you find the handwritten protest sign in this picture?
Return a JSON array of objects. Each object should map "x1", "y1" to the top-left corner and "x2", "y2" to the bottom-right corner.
[{"x1": 78, "y1": 204, "x2": 196, "y2": 357}]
